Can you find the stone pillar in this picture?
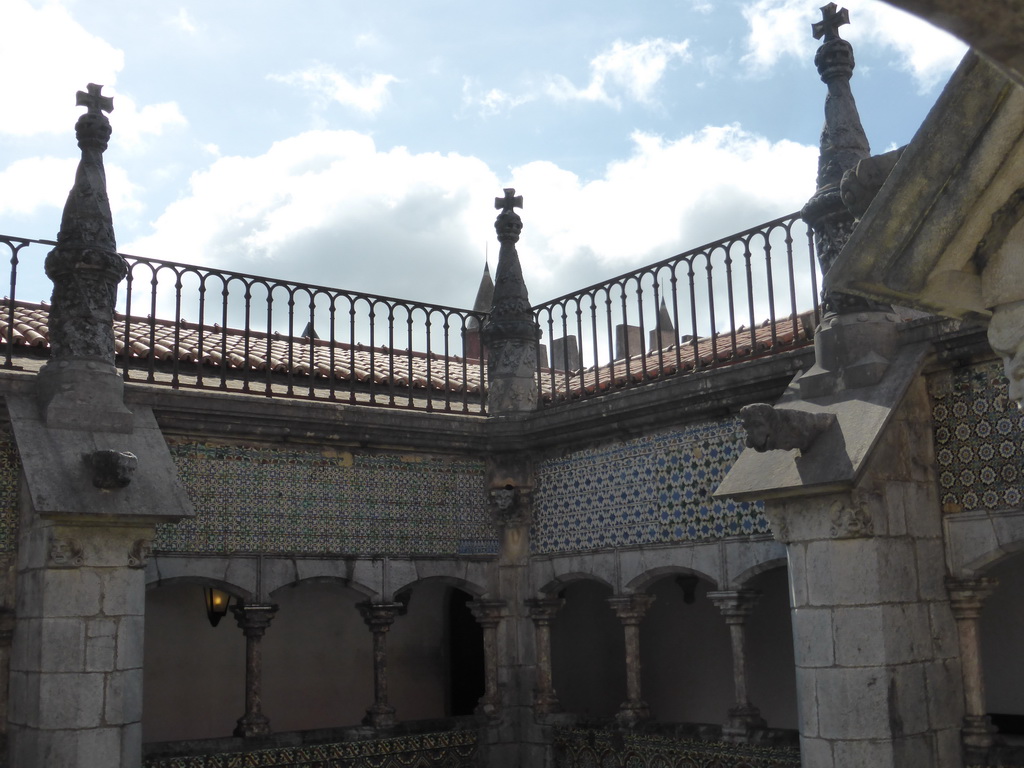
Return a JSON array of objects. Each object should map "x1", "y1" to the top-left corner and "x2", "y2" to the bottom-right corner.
[
  {"x1": 947, "y1": 577, "x2": 998, "y2": 760},
  {"x1": 525, "y1": 597, "x2": 563, "y2": 715},
  {"x1": 608, "y1": 594, "x2": 654, "y2": 727},
  {"x1": 708, "y1": 589, "x2": 766, "y2": 740},
  {"x1": 358, "y1": 601, "x2": 404, "y2": 729},
  {"x1": 232, "y1": 603, "x2": 277, "y2": 738},
  {"x1": 468, "y1": 600, "x2": 506, "y2": 719}
]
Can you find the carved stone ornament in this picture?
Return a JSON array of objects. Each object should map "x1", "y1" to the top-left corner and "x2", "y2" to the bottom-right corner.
[
  {"x1": 127, "y1": 538, "x2": 152, "y2": 569},
  {"x1": 988, "y1": 300, "x2": 1024, "y2": 411},
  {"x1": 49, "y1": 537, "x2": 84, "y2": 568},
  {"x1": 84, "y1": 449, "x2": 138, "y2": 489},
  {"x1": 739, "y1": 403, "x2": 836, "y2": 454},
  {"x1": 828, "y1": 496, "x2": 874, "y2": 539},
  {"x1": 488, "y1": 485, "x2": 533, "y2": 527}
]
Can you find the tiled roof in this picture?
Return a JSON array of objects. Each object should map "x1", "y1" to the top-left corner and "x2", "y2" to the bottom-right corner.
[{"x1": 0, "y1": 301, "x2": 484, "y2": 395}]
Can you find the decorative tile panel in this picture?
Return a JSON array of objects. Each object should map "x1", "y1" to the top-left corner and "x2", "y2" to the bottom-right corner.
[
  {"x1": 155, "y1": 443, "x2": 495, "y2": 556},
  {"x1": 553, "y1": 728, "x2": 800, "y2": 768},
  {"x1": 0, "y1": 426, "x2": 19, "y2": 553},
  {"x1": 143, "y1": 729, "x2": 478, "y2": 768},
  {"x1": 532, "y1": 418, "x2": 769, "y2": 554},
  {"x1": 930, "y1": 361, "x2": 1024, "y2": 513}
]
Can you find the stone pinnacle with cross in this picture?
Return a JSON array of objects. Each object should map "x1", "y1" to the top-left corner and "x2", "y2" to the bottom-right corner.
[{"x1": 812, "y1": 3, "x2": 849, "y2": 42}]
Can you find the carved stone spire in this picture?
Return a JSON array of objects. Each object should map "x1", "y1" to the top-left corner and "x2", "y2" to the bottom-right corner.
[
  {"x1": 801, "y1": 4, "x2": 872, "y2": 315},
  {"x1": 481, "y1": 188, "x2": 540, "y2": 413},
  {"x1": 467, "y1": 261, "x2": 494, "y2": 331},
  {"x1": 38, "y1": 84, "x2": 132, "y2": 432}
]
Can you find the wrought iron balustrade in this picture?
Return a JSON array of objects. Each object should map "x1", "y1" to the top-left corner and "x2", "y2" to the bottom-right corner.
[
  {"x1": 0, "y1": 235, "x2": 488, "y2": 414},
  {"x1": 533, "y1": 213, "x2": 820, "y2": 407}
]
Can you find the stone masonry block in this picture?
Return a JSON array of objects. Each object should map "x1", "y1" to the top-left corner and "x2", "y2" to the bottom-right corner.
[
  {"x1": 797, "y1": 736, "x2": 833, "y2": 768},
  {"x1": 122, "y1": 721, "x2": 143, "y2": 767},
  {"x1": 891, "y1": 481, "x2": 943, "y2": 539},
  {"x1": 41, "y1": 569, "x2": 103, "y2": 617},
  {"x1": 815, "y1": 667, "x2": 900, "y2": 740},
  {"x1": 100, "y1": 567, "x2": 145, "y2": 616},
  {"x1": 928, "y1": 603, "x2": 961, "y2": 660},
  {"x1": 914, "y1": 538, "x2": 949, "y2": 601},
  {"x1": 795, "y1": 666, "x2": 820, "y2": 737},
  {"x1": 792, "y1": 607, "x2": 834, "y2": 667},
  {"x1": 74, "y1": 526, "x2": 151, "y2": 568},
  {"x1": 39, "y1": 672, "x2": 105, "y2": 729},
  {"x1": 834, "y1": 604, "x2": 932, "y2": 667},
  {"x1": 786, "y1": 543, "x2": 810, "y2": 607},
  {"x1": 86, "y1": 618, "x2": 117, "y2": 672},
  {"x1": 6, "y1": 670, "x2": 39, "y2": 726},
  {"x1": 933, "y1": 726, "x2": 966, "y2": 768},
  {"x1": 105, "y1": 668, "x2": 143, "y2": 725},
  {"x1": 39, "y1": 617, "x2": 86, "y2": 672},
  {"x1": 116, "y1": 615, "x2": 144, "y2": 671},
  {"x1": 78, "y1": 726, "x2": 123, "y2": 768},
  {"x1": 924, "y1": 659, "x2": 965, "y2": 730},
  {"x1": 10, "y1": 617, "x2": 43, "y2": 672}
]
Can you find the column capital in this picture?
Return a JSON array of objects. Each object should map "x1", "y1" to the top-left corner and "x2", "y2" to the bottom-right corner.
[
  {"x1": 468, "y1": 599, "x2": 507, "y2": 627},
  {"x1": 231, "y1": 603, "x2": 278, "y2": 637},
  {"x1": 358, "y1": 601, "x2": 405, "y2": 630},
  {"x1": 708, "y1": 589, "x2": 762, "y2": 622},
  {"x1": 526, "y1": 596, "x2": 564, "y2": 624},
  {"x1": 946, "y1": 577, "x2": 998, "y2": 620},
  {"x1": 608, "y1": 593, "x2": 655, "y2": 624}
]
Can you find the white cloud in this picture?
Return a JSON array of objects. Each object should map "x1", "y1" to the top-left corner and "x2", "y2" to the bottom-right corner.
[
  {"x1": 547, "y1": 38, "x2": 691, "y2": 108},
  {"x1": 462, "y1": 79, "x2": 536, "y2": 116},
  {"x1": 269, "y1": 65, "x2": 398, "y2": 116},
  {"x1": 124, "y1": 124, "x2": 815, "y2": 309},
  {"x1": 169, "y1": 7, "x2": 197, "y2": 35},
  {"x1": 0, "y1": 0, "x2": 187, "y2": 144},
  {"x1": 0, "y1": 156, "x2": 142, "y2": 218},
  {"x1": 741, "y1": 0, "x2": 966, "y2": 91}
]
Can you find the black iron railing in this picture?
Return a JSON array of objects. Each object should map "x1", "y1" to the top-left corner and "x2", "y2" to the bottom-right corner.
[
  {"x1": 0, "y1": 235, "x2": 488, "y2": 414},
  {"x1": 0, "y1": 214, "x2": 818, "y2": 414},
  {"x1": 533, "y1": 213, "x2": 819, "y2": 406}
]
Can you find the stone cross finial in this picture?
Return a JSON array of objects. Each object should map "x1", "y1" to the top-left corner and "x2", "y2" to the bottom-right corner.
[
  {"x1": 495, "y1": 188, "x2": 523, "y2": 214},
  {"x1": 76, "y1": 83, "x2": 114, "y2": 116},
  {"x1": 812, "y1": 3, "x2": 850, "y2": 41}
]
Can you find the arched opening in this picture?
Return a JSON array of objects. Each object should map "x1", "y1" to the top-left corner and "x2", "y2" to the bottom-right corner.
[
  {"x1": 143, "y1": 580, "x2": 245, "y2": 742},
  {"x1": 551, "y1": 579, "x2": 625, "y2": 718},
  {"x1": 262, "y1": 580, "x2": 372, "y2": 731},
  {"x1": 640, "y1": 574, "x2": 731, "y2": 724},
  {"x1": 389, "y1": 579, "x2": 485, "y2": 720},
  {"x1": 981, "y1": 552, "x2": 1024, "y2": 736},
  {"x1": 447, "y1": 587, "x2": 485, "y2": 716},
  {"x1": 745, "y1": 565, "x2": 798, "y2": 730}
]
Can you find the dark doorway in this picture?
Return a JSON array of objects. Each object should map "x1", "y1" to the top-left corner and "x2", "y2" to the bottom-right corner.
[{"x1": 447, "y1": 588, "x2": 484, "y2": 715}]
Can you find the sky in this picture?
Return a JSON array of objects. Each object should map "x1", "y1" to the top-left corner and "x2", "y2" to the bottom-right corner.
[{"x1": 1, "y1": 0, "x2": 967, "y2": 311}]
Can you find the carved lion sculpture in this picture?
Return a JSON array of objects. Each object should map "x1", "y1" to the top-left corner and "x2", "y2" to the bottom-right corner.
[{"x1": 739, "y1": 403, "x2": 836, "y2": 453}]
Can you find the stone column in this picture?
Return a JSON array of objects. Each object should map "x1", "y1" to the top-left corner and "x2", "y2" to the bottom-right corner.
[
  {"x1": 708, "y1": 590, "x2": 766, "y2": 740},
  {"x1": 525, "y1": 597, "x2": 563, "y2": 715},
  {"x1": 608, "y1": 594, "x2": 654, "y2": 727},
  {"x1": 947, "y1": 577, "x2": 998, "y2": 759},
  {"x1": 468, "y1": 600, "x2": 506, "y2": 719},
  {"x1": 232, "y1": 603, "x2": 278, "y2": 738},
  {"x1": 358, "y1": 601, "x2": 404, "y2": 729}
]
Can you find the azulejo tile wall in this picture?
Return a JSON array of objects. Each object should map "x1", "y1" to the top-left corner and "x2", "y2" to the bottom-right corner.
[
  {"x1": 930, "y1": 360, "x2": 1024, "y2": 513},
  {"x1": 0, "y1": 426, "x2": 19, "y2": 553},
  {"x1": 154, "y1": 442, "x2": 496, "y2": 556},
  {"x1": 532, "y1": 418, "x2": 769, "y2": 554}
]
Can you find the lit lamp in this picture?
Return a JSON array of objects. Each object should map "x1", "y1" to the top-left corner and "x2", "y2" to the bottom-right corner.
[{"x1": 204, "y1": 587, "x2": 232, "y2": 627}]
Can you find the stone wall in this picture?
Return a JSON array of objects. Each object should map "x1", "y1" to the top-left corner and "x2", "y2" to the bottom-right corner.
[
  {"x1": 532, "y1": 417, "x2": 769, "y2": 554},
  {"x1": 154, "y1": 441, "x2": 495, "y2": 556}
]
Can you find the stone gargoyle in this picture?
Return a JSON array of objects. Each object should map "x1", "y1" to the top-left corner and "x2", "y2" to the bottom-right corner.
[
  {"x1": 84, "y1": 449, "x2": 138, "y2": 489},
  {"x1": 739, "y1": 403, "x2": 836, "y2": 454}
]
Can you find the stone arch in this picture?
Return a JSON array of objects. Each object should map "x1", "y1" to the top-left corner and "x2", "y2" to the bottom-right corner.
[
  {"x1": 979, "y1": 548, "x2": 1024, "y2": 736},
  {"x1": 963, "y1": 537, "x2": 1024, "y2": 579},
  {"x1": 146, "y1": 573, "x2": 254, "y2": 602},
  {"x1": 146, "y1": 556, "x2": 256, "y2": 601},
  {"x1": 391, "y1": 573, "x2": 487, "y2": 601},
  {"x1": 625, "y1": 564, "x2": 718, "y2": 594},
  {"x1": 733, "y1": 556, "x2": 788, "y2": 589},
  {"x1": 268, "y1": 574, "x2": 376, "y2": 600},
  {"x1": 537, "y1": 572, "x2": 614, "y2": 597}
]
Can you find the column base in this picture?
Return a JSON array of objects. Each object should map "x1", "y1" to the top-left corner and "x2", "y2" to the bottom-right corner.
[
  {"x1": 534, "y1": 691, "x2": 562, "y2": 715},
  {"x1": 615, "y1": 701, "x2": 651, "y2": 728},
  {"x1": 364, "y1": 704, "x2": 397, "y2": 729},
  {"x1": 963, "y1": 714, "x2": 996, "y2": 762},
  {"x1": 234, "y1": 712, "x2": 272, "y2": 738},
  {"x1": 722, "y1": 703, "x2": 767, "y2": 742},
  {"x1": 475, "y1": 696, "x2": 501, "y2": 720}
]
